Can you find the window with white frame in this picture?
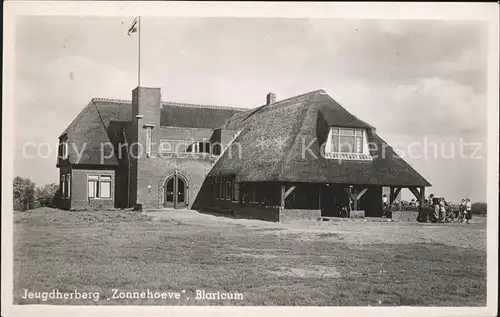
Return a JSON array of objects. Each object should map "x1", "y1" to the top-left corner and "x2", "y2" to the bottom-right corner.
[
  {"x1": 331, "y1": 128, "x2": 363, "y2": 153},
  {"x1": 66, "y1": 173, "x2": 71, "y2": 197},
  {"x1": 61, "y1": 174, "x2": 66, "y2": 197},
  {"x1": 145, "y1": 127, "x2": 152, "y2": 157},
  {"x1": 88, "y1": 174, "x2": 112, "y2": 198},
  {"x1": 160, "y1": 139, "x2": 211, "y2": 155},
  {"x1": 186, "y1": 141, "x2": 211, "y2": 154},
  {"x1": 325, "y1": 127, "x2": 372, "y2": 160}
]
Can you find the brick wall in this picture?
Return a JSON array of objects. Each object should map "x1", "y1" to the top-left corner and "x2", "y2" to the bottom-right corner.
[
  {"x1": 136, "y1": 156, "x2": 213, "y2": 209},
  {"x1": 70, "y1": 168, "x2": 115, "y2": 210},
  {"x1": 197, "y1": 200, "x2": 280, "y2": 222},
  {"x1": 279, "y1": 209, "x2": 321, "y2": 222},
  {"x1": 127, "y1": 87, "x2": 239, "y2": 210}
]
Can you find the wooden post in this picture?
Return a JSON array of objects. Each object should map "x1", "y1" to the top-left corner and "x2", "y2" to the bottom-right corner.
[
  {"x1": 389, "y1": 187, "x2": 402, "y2": 205},
  {"x1": 345, "y1": 187, "x2": 356, "y2": 210},
  {"x1": 284, "y1": 186, "x2": 296, "y2": 199},
  {"x1": 419, "y1": 186, "x2": 425, "y2": 210},
  {"x1": 389, "y1": 186, "x2": 395, "y2": 208},
  {"x1": 409, "y1": 187, "x2": 421, "y2": 202},
  {"x1": 394, "y1": 188, "x2": 402, "y2": 202},
  {"x1": 345, "y1": 186, "x2": 368, "y2": 211},
  {"x1": 280, "y1": 184, "x2": 286, "y2": 210}
]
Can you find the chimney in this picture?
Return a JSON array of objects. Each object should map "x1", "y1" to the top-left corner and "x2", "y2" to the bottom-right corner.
[{"x1": 266, "y1": 92, "x2": 276, "y2": 105}]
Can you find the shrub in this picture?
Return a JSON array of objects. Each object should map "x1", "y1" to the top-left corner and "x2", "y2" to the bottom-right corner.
[
  {"x1": 471, "y1": 202, "x2": 487, "y2": 215},
  {"x1": 35, "y1": 183, "x2": 60, "y2": 208},
  {"x1": 13, "y1": 176, "x2": 36, "y2": 211}
]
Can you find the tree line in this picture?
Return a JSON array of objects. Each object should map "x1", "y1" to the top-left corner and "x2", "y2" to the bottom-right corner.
[{"x1": 13, "y1": 176, "x2": 59, "y2": 211}]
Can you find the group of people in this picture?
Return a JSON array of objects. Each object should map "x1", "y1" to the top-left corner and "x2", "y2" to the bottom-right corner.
[
  {"x1": 427, "y1": 194, "x2": 472, "y2": 224},
  {"x1": 381, "y1": 193, "x2": 473, "y2": 224}
]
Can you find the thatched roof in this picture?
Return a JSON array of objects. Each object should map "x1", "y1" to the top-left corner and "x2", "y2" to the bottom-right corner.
[
  {"x1": 208, "y1": 90, "x2": 431, "y2": 187},
  {"x1": 60, "y1": 98, "x2": 243, "y2": 165}
]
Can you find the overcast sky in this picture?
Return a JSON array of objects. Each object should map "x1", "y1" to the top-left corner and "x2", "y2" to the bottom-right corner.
[{"x1": 14, "y1": 16, "x2": 488, "y2": 202}]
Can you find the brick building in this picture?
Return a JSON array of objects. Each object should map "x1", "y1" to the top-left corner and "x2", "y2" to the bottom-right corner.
[
  {"x1": 57, "y1": 87, "x2": 430, "y2": 221},
  {"x1": 56, "y1": 87, "x2": 241, "y2": 210}
]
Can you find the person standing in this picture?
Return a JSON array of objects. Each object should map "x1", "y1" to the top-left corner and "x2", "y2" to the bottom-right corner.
[
  {"x1": 382, "y1": 194, "x2": 389, "y2": 218},
  {"x1": 465, "y1": 198, "x2": 472, "y2": 224},
  {"x1": 459, "y1": 199, "x2": 466, "y2": 223},
  {"x1": 430, "y1": 194, "x2": 440, "y2": 222},
  {"x1": 459, "y1": 198, "x2": 466, "y2": 223},
  {"x1": 438, "y1": 197, "x2": 446, "y2": 223}
]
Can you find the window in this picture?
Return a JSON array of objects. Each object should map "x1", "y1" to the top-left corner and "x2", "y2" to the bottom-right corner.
[
  {"x1": 226, "y1": 180, "x2": 232, "y2": 200},
  {"x1": 145, "y1": 127, "x2": 152, "y2": 157},
  {"x1": 61, "y1": 174, "x2": 66, "y2": 197},
  {"x1": 233, "y1": 183, "x2": 240, "y2": 202},
  {"x1": 186, "y1": 141, "x2": 211, "y2": 154},
  {"x1": 212, "y1": 144, "x2": 222, "y2": 156},
  {"x1": 160, "y1": 140, "x2": 211, "y2": 155},
  {"x1": 221, "y1": 177, "x2": 227, "y2": 199},
  {"x1": 160, "y1": 140, "x2": 187, "y2": 154},
  {"x1": 88, "y1": 174, "x2": 112, "y2": 199},
  {"x1": 212, "y1": 178, "x2": 217, "y2": 199},
  {"x1": 100, "y1": 175, "x2": 112, "y2": 198},
  {"x1": 66, "y1": 173, "x2": 71, "y2": 197},
  {"x1": 331, "y1": 128, "x2": 364, "y2": 154}
]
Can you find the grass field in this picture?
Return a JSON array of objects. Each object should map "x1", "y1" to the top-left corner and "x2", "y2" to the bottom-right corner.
[{"x1": 13, "y1": 208, "x2": 486, "y2": 306}]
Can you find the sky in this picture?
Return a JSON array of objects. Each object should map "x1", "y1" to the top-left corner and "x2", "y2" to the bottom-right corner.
[{"x1": 14, "y1": 16, "x2": 489, "y2": 202}]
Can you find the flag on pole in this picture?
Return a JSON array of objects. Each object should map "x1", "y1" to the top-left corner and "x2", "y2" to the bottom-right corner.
[{"x1": 128, "y1": 17, "x2": 138, "y2": 36}]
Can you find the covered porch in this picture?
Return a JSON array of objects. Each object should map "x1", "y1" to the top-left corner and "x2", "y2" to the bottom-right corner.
[{"x1": 208, "y1": 175, "x2": 428, "y2": 221}]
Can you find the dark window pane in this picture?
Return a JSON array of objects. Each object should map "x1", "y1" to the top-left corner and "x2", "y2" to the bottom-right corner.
[
  {"x1": 166, "y1": 178, "x2": 174, "y2": 202},
  {"x1": 177, "y1": 178, "x2": 185, "y2": 203}
]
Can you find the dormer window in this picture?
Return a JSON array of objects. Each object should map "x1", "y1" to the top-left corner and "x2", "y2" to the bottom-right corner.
[
  {"x1": 331, "y1": 128, "x2": 363, "y2": 153},
  {"x1": 325, "y1": 127, "x2": 372, "y2": 161}
]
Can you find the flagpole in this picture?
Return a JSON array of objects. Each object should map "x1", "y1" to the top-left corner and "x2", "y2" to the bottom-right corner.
[{"x1": 138, "y1": 16, "x2": 141, "y2": 88}]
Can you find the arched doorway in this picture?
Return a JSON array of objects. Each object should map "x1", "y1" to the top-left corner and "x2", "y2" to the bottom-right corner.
[{"x1": 163, "y1": 175, "x2": 188, "y2": 209}]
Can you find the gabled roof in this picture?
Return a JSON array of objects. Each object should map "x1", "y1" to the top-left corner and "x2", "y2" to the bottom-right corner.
[
  {"x1": 60, "y1": 98, "x2": 244, "y2": 165},
  {"x1": 208, "y1": 90, "x2": 431, "y2": 187},
  {"x1": 64, "y1": 101, "x2": 119, "y2": 166}
]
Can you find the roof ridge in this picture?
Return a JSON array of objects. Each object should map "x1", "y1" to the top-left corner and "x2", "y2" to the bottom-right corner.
[
  {"x1": 240, "y1": 89, "x2": 326, "y2": 123},
  {"x1": 90, "y1": 97, "x2": 243, "y2": 111},
  {"x1": 91, "y1": 97, "x2": 132, "y2": 104},
  {"x1": 271, "y1": 89, "x2": 325, "y2": 107},
  {"x1": 161, "y1": 101, "x2": 243, "y2": 111}
]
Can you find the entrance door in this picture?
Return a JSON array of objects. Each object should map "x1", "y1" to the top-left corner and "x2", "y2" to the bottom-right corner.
[
  {"x1": 163, "y1": 175, "x2": 188, "y2": 209},
  {"x1": 164, "y1": 177, "x2": 175, "y2": 208}
]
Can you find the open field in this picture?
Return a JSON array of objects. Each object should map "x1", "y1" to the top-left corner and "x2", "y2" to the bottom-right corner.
[{"x1": 14, "y1": 208, "x2": 486, "y2": 306}]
